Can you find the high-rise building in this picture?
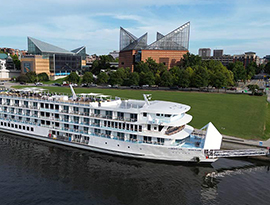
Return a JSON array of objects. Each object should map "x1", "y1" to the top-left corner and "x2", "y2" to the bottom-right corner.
[
  {"x1": 119, "y1": 22, "x2": 190, "y2": 71},
  {"x1": 213, "y1": 49, "x2": 223, "y2": 58},
  {"x1": 198, "y1": 48, "x2": 211, "y2": 57}
]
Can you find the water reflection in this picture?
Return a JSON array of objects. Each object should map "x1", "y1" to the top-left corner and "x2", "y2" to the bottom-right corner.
[{"x1": 0, "y1": 133, "x2": 270, "y2": 205}]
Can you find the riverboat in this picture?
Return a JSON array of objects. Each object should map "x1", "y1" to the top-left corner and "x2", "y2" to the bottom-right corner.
[{"x1": 0, "y1": 86, "x2": 223, "y2": 163}]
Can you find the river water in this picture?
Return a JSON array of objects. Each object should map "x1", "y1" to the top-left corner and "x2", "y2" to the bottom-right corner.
[{"x1": 0, "y1": 133, "x2": 270, "y2": 205}]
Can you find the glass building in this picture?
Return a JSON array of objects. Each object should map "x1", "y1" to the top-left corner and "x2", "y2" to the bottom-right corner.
[
  {"x1": 119, "y1": 22, "x2": 190, "y2": 71},
  {"x1": 26, "y1": 37, "x2": 86, "y2": 76},
  {"x1": 120, "y1": 22, "x2": 190, "y2": 52}
]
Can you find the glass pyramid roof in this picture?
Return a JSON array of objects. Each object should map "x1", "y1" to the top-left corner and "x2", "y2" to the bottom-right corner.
[
  {"x1": 28, "y1": 37, "x2": 74, "y2": 55},
  {"x1": 119, "y1": 22, "x2": 190, "y2": 51}
]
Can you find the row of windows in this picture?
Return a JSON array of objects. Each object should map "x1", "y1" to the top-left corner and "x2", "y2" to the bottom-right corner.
[
  {"x1": 143, "y1": 112, "x2": 172, "y2": 118},
  {"x1": 0, "y1": 121, "x2": 34, "y2": 132}
]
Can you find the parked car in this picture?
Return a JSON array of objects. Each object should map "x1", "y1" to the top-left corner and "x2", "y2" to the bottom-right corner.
[
  {"x1": 142, "y1": 85, "x2": 149, "y2": 88},
  {"x1": 53, "y1": 83, "x2": 61, "y2": 86},
  {"x1": 130, "y1": 85, "x2": 140, "y2": 89},
  {"x1": 112, "y1": 85, "x2": 119, "y2": 88},
  {"x1": 35, "y1": 82, "x2": 43, "y2": 86}
]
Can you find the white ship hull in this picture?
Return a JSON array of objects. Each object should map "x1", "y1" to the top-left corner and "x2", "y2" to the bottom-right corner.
[{"x1": 0, "y1": 121, "x2": 216, "y2": 163}]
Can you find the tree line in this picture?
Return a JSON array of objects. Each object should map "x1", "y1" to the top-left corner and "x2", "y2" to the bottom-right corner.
[
  {"x1": 16, "y1": 53, "x2": 264, "y2": 88},
  {"x1": 79, "y1": 53, "x2": 262, "y2": 88}
]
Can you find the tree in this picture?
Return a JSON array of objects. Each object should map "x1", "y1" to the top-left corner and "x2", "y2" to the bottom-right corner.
[
  {"x1": 178, "y1": 69, "x2": 190, "y2": 88},
  {"x1": 212, "y1": 71, "x2": 227, "y2": 90},
  {"x1": 139, "y1": 71, "x2": 155, "y2": 85},
  {"x1": 67, "y1": 72, "x2": 80, "y2": 83},
  {"x1": 134, "y1": 61, "x2": 150, "y2": 73},
  {"x1": 37, "y1": 72, "x2": 49, "y2": 81},
  {"x1": 25, "y1": 71, "x2": 37, "y2": 83},
  {"x1": 256, "y1": 64, "x2": 264, "y2": 74},
  {"x1": 247, "y1": 84, "x2": 260, "y2": 95},
  {"x1": 91, "y1": 55, "x2": 114, "y2": 75},
  {"x1": 230, "y1": 61, "x2": 246, "y2": 82},
  {"x1": 11, "y1": 54, "x2": 21, "y2": 70},
  {"x1": 160, "y1": 71, "x2": 173, "y2": 87},
  {"x1": 97, "y1": 72, "x2": 109, "y2": 84},
  {"x1": 246, "y1": 62, "x2": 257, "y2": 80},
  {"x1": 126, "y1": 72, "x2": 140, "y2": 86},
  {"x1": 179, "y1": 52, "x2": 202, "y2": 68},
  {"x1": 16, "y1": 74, "x2": 28, "y2": 83},
  {"x1": 82, "y1": 72, "x2": 93, "y2": 84},
  {"x1": 169, "y1": 66, "x2": 181, "y2": 85},
  {"x1": 264, "y1": 62, "x2": 270, "y2": 74},
  {"x1": 191, "y1": 66, "x2": 209, "y2": 88}
]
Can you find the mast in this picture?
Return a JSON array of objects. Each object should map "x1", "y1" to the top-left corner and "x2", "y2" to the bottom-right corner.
[{"x1": 69, "y1": 84, "x2": 77, "y2": 100}]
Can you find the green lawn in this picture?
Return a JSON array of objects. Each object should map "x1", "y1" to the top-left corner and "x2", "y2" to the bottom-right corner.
[{"x1": 12, "y1": 86, "x2": 270, "y2": 140}]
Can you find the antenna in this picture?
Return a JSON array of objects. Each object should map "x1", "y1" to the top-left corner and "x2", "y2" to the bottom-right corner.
[{"x1": 69, "y1": 84, "x2": 77, "y2": 100}]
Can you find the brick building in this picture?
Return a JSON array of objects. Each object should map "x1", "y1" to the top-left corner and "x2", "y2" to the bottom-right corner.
[{"x1": 118, "y1": 22, "x2": 190, "y2": 71}]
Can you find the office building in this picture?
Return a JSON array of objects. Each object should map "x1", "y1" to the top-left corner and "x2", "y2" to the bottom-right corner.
[{"x1": 198, "y1": 48, "x2": 211, "y2": 57}]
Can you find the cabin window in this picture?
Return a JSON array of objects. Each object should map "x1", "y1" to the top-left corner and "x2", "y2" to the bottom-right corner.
[
  {"x1": 143, "y1": 136, "x2": 152, "y2": 144},
  {"x1": 94, "y1": 109, "x2": 100, "y2": 115},
  {"x1": 55, "y1": 104, "x2": 59, "y2": 110},
  {"x1": 165, "y1": 114, "x2": 171, "y2": 117},
  {"x1": 130, "y1": 134, "x2": 137, "y2": 141},
  {"x1": 50, "y1": 104, "x2": 54, "y2": 109},
  {"x1": 45, "y1": 104, "x2": 49, "y2": 109},
  {"x1": 156, "y1": 113, "x2": 160, "y2": 116},
  {"x1": 15, "y1": 124, "x2": 18, "y2": 128},
  {"x1": 158, "y1": 125, "x2": 164, "y2": 132},
  {"x1": 130, "y1": 113, "x2": 138, "y2": 121},
  {"x1": 117, "y1": 112, "x2": 124, "y2": 119},
  {"x1": 19, "y1": 125, "x2": 21, "y2": 129},
  {"x1": 157, "y1": 138, "x2": 165, "y2": 145},
  {"x1": 147, "y1": 124, "x2": 151, "y2": 130},
  {"x1": 0, "y1": 122, "x2": 2, "y2": 125},
  {"x1": 143, "y1": 113, "x2": 147, "y2": 117},
  {"x1": 31, "y1": 127, "x2": 34, "y2": 132},
  {"x1": 105, "y1": 130, "x2": 111, "y2": 137},
  {"x1": 27, "y1": 127, "x2": 29, "y2": 131},
  {"x1": 23, "y1": 126, "x2": 25, "y2": 130},
  {"x1": 117, "y1": 132, "x2": 125, "y2": 141}
]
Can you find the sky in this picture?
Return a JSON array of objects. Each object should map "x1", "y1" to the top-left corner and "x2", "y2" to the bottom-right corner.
[{"x1": 0, "y1": 0, "x2": 269, "y2": 57}]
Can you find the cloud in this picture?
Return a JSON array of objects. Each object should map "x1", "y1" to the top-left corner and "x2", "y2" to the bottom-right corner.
[{"x1": 0, "y1": 0, "x2": 269, "y2": 57}]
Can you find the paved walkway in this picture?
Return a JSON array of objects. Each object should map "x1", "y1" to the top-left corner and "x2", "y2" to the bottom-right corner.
[{"x1": 222, "y1": 134, "x2": 270, "y2": 149}]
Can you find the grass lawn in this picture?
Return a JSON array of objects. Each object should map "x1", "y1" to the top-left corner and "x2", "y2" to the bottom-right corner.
[{"x1": 12, "y1": 86, "x2": 270, "y2": 140}]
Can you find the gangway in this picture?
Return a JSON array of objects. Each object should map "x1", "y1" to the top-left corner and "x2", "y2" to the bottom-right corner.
[{"x1": 204, "y1": 148, "x2": 269, "y2": 159}]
